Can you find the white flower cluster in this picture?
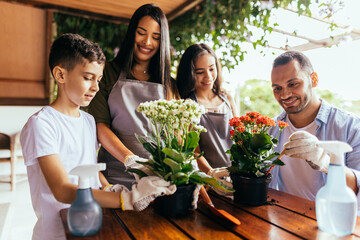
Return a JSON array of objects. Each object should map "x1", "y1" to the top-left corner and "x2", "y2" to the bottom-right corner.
[{"x1": 137, "y1": 99, "x2": 207, "y2": 133}]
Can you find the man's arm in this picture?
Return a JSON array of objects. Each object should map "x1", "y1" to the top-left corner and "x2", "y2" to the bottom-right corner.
[{"x1": 346, "y1": 167, "x2": 359, "y2": 194}]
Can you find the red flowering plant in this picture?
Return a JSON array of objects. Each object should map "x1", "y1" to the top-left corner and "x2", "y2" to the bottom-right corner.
[{"x1": 226, "y1": 112, "x2": 288, "y2": 178}]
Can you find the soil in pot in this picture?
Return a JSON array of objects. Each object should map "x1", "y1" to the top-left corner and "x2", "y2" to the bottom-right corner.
[
  {"x1": 230, "y1": 172, "x2": 272, "y2": 206},
  {"x1": 153, "y1": 183, "x2": 196, "y2": 217}
]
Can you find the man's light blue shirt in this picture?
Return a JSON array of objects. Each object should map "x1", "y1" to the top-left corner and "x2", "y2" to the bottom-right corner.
[{"x1": 269, "y1": 99, "x2": 360, "y2": 205}]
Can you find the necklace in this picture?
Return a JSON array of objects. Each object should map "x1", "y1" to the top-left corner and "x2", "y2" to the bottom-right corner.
[{"x1": 133, "y1": 68, "x2": 147, "y2": 74}]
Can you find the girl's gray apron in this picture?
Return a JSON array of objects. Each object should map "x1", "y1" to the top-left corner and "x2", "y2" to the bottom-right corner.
[
  {"x1": 98, "y1": 72, "x2": 165, "y2": 189},
  {"x1": 189, "y1": 92, "x2": 233, "y2": 168}
]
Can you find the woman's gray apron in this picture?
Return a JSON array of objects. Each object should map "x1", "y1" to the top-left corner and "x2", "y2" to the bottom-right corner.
[
  {"x1": 98, "y1": 72, "x2": 165, "y2": 188},
  {"x1": 190, "y1": 92, "x2": 233, "y2": 168}
]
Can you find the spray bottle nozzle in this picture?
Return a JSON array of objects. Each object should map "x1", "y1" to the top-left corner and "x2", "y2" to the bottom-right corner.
[
  {"x1": 317, "y1": 141, "x2": 352, "y2": 166},
  {"x1": 69, "y1": 163, "x2": 106, "y2": 189}
]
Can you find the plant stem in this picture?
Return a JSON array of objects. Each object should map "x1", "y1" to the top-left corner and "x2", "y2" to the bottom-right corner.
[{"x1": 154, "y1": 120, "x2": 163, "y2": 167}]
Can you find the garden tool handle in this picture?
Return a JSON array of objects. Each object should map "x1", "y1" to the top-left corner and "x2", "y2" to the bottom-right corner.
[
  {"x1": 200, "y1": 185, "x2": 214, "y2": 207},
  {"x1": 266, "y1": 149, "x2": 285, "y2": 176}
]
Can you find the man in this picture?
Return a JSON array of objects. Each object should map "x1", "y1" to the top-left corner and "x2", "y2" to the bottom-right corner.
[{"x1": 268, "y1": 51, "x2": 360, "y2": 205}]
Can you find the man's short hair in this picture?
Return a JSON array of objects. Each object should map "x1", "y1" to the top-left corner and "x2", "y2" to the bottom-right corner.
[
  {"x1": 49, "y1": 33, "x2": 105, "y2": 75},
  {"x1": 272, "y1": 51, "x2": 314, "y2": 74}
]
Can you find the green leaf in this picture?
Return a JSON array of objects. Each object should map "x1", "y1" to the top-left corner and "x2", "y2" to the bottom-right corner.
[
  {"x1": 126, "y1": 168, "x2": 148, "y2": 178},
  {"x1": 189, "y1": 172, "x2": 234, "y2": 192},
  {"x1": 264, "y1": 152, "x2": 280, "y2": 160},
  {"x1": 250, "y1": 133, "x2": 273, "y2": 153},
  {"x1": 171, "y1": 172, "x2": 189, "y2": 185},
  {"x1": 181, "y1": 162, "x2": 194, "y2": 173},
  {"x1": 171, "y1": 138, "x2": 180, "y2": 150},
  {"x1": 135, "y1": 133, "x2": 158, "y2": 156},
  {"x1": 272, "y1": 158, "x2": 285, "y2": 166},
  {"x1": 162, "y1": 148, "x2": 185, "y2": 163},
  {"x1": 185, "y1": 131, "x2": 200, "y2": 150},
  {"x1": 163, "y1": 158, "x2": 181, "y2": 173}
]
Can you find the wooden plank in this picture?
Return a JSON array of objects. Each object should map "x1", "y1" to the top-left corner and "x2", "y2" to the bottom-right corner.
[
  {"x1": 0, "y1": 2, "x2": 47, "y2": 80},
  {"x1": 60, "y1": 208, "x2": 131, "y2": 240},
  {"x1": 212, "y1": 190, "x2": 360, "y2": 239},
  {"x1": 199, "y1": 198, "x2": 302, "y2": 240},
  {"x1": 0, "y1": 98, "x2": 48, "y2": 106},
  {"x1": 0, "y1": 81, "x2": 46, "y2": 98},
  {"x1": 268, "y1": 189, "x2": 360, "y2": 237},
  {"x1": 170, "y1": 204, "x2": 242, "y2": 239},
  {"x1": 268, "y1": 188, "x2": 316, "y2": 219},
  {"x1": 113, "y1": 207, "x2": 191, "y2": 240}
]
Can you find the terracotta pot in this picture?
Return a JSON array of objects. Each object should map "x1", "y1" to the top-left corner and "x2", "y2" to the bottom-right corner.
[
  {"x1": 153, "y1": 183, "x2": 196, "y2": 217},
  {"x1": 230, "y1": 172, "x2": 272, "y2": 206}
]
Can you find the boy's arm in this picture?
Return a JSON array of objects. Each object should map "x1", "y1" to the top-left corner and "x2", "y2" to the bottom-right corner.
[
  {"x1": 38, "y1": 154, "x2": 78, "y2": 203},
  {"x1": 99, "y1": 172, "x2": 110, "y2": 188},
  {"x1": 38, "y1": 154, "x2": 121, "y2": 208}
]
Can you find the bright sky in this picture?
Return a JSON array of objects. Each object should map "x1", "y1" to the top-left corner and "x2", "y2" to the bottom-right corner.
[{"x1": 222, "y1": 0, "x2": 360, "y2": 101}]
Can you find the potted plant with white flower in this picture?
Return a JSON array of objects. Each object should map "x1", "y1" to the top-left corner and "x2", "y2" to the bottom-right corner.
[{"x1": 128, "y1": 99, "x2": 233, "y2": 217}]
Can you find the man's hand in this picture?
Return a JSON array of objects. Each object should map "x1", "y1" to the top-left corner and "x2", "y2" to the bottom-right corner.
[
  {"x1": 283, "y1": 131, "x2": 329, "y2": 173},
  {"x1": 114, "y1": 176, "x2": 177, "y2": 211}
]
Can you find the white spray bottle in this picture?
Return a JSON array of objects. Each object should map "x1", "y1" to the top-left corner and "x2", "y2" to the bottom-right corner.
[
  {"x1": 67, "y1": 163, "x2": 106, "y2": 236},
  {"x1": 316, "y1": 141, "x2": 357, "y2": 236}
]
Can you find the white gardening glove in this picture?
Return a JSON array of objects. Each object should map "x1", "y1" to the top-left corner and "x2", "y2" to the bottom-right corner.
[
  {"x1": 120, "y1": 176, "x2": 176, "y2": 211},
  {"x1": 208, "y1": 168, "x2": 233, "y2": 198},
  {"x1": 207, "y1": 167, "x2": 233, "y2": 188},
  {"x1": 104, "y1": 184, "x2": 128, "y2": 192},
  {"x1": 283, "y1": 131, "x2": 330, "y2": 173},
  {"x1": 191, "y1": 184, "x2": 202, "y2": 209},
  {"x1": 124, "y1": 155, "x2": 154, "y2": 181}
]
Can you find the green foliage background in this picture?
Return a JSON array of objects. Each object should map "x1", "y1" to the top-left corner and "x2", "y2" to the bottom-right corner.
[
  {"x1": 53, "y1": 1, "x2": 357, "y2": 116},
  {"x1": 53, "y1": 0, "x2": 317, "y2": 70},
  {"x1": 235, "y1": 79, "x2": 360, "y2": 118}
]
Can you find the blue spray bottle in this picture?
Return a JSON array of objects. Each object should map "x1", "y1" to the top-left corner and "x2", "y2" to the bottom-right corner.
[
  {"x1": 316, "y1": 141, "x2": 357, "y2": 236},
  {"x1": 68, "y1": 163, "x2": 106, "y2": 236}
]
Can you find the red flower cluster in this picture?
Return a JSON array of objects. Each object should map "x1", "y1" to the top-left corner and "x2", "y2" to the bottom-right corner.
[
  {"x1": 278, "y1": 120, "x2": 288, "y2": 129},
  {"x1": 227, "y1": 112, "x2": 288, "y2": 177},
  {"x1": 229, "y1": 112, "x2": 288, "y2": 138}
]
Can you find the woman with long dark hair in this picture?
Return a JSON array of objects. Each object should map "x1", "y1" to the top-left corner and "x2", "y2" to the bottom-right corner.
[
  {"x1": 89, "y1": 4, "x2": 178, "y2": 189},
  {"x1": 176, "y1": 43, "x2": 238, "y2": 195}
]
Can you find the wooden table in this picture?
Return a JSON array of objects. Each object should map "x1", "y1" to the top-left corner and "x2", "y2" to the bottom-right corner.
[{"x1": 60, "y1": 189, "x2": 360, "y2": 239}]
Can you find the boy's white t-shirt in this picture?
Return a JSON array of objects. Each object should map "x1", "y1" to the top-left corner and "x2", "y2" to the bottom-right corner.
[
  {"x1": 277, "y1": 115, "x2": 324, "y2": 201},
  {"x1": 20, "y1": 106, "x2": 99, "y2": 240}
]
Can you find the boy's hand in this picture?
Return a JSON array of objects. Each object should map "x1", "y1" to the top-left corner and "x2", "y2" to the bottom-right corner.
[{"x1": 120, "y1": 176, "x2": 177, "y2": 211}]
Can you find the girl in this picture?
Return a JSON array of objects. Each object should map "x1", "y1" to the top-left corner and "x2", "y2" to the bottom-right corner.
[
  {"x1": 176, "y1": 43, "x2": 238, "y2": 192},
  {"x1": 88, "y1": 4, "x2": 178, "y2": 189}
]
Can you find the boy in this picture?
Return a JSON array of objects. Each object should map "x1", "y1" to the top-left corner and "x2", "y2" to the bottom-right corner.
[{"x1": 20, "y1": 33, "x2": 176, "y2": 240}]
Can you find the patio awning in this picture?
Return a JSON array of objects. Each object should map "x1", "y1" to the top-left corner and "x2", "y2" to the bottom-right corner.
[{"x1": 6, "y1": 0, "x2": 203, "y2": 23}]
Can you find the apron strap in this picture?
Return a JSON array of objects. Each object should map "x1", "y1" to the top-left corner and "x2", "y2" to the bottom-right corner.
[{"x1": 188, "y1": 91, "x2": 232, "y2": 111}]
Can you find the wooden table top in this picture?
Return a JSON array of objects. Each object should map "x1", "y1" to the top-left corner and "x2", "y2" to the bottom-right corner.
[{"x1": 60, "y1": 188, "x2": 360, "y2": 239}]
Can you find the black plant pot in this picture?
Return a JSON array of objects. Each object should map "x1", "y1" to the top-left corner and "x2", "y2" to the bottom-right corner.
[
  {"x1": 153, "y1": 183, "x2": 196, "y2": 217},
  {"x1": 230, "y1": 172, "x2": 272, "y2": 206}
]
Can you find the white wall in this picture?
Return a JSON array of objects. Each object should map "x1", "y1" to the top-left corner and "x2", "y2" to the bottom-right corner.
[{"x1": 0, "y1": 106, "x2": 43, "y2": 136}]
